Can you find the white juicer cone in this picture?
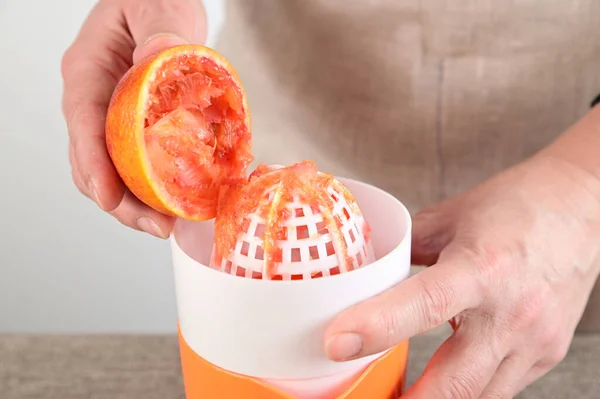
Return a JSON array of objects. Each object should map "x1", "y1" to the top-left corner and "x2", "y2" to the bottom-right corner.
[{"x1": 209, "y1": 163, "x2": 375, "y2": 280}]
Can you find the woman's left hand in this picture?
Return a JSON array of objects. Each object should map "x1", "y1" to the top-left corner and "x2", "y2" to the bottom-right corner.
[{"x1": 324, "y1": 144, "x2": 600, "y2": 398}]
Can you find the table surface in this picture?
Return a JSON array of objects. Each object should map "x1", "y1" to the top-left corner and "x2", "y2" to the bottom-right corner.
[{"x1": 1, "y1": 333, "x2": 598, "y2": 399}]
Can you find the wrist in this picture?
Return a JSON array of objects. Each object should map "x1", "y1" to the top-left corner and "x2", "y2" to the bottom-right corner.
[
  {"x1": 538, "y1": 106, "x2": 600, "y2": 193},
  {"x1": 533, "y1": 110, "x2": 600, "y2": 268}
]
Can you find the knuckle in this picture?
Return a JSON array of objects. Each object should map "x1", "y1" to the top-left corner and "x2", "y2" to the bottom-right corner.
[
  {"x1": 416, "y1": 275, "x2": 455, "y2": 328},
  {"x1": 455, "y1": 236, "x2": 527, "y2": 285},
  {"x1": 536, "y1": 323, "x2": 561, "y2": 349},
  {"x1": 443, "y1": 372, "x2": 479, "y2": 399},
  {"x1": 60, "y1": 45, "x2": 76, "y2": 80},
  {"x1": 446, "y1": 241, "x2": 499, "y2": 303},
  {"x1": 455, "y1": 236, "x2": 503, "y2": 268},
  {"x1": 510, "y1": 290, "x2": 547, "y2": 329},
  {"x1": 511, "y1": 301, "x2": 542, "y2": 330},
  {"x1": 544, "y1": 340, "x2": 570, "y2": 366},
  {"x1": 61, "y1": 45, "x2": 91, "y2": 84}
]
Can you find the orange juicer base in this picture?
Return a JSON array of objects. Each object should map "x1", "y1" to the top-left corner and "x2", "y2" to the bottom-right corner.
[{"x1": 178, "y1": 327, "x2": 409, "y2": 399}]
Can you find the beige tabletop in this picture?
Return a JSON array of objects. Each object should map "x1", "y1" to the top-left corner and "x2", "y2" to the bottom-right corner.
[{"x1": 0, "y1": 333, "x2": 598, "y2": 398}]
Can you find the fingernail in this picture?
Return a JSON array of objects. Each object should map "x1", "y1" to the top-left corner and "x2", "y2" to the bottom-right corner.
[
  {"x1": 326, "y1": 333, "x2": 363, "y2": 361},
  {"x1": 143, "y1": 33, "x2": 186, "y2": 45},
  {"x1": 137, "y1": 217, "x2": 165, "y2": 238}
]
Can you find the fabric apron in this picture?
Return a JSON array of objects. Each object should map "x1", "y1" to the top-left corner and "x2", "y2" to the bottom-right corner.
[{"x1": 214, "y1": 0, "x2": 600, "y2": 332}]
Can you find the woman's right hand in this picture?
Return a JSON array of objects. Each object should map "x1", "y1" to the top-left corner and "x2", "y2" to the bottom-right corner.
[{"x1": 61, "y1": 0, "x2": 207, "y2": 238}]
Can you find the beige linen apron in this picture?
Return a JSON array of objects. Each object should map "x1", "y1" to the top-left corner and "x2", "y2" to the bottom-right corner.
[{"x1": 214, "y1": 0, "x2": 600, "y2": 332}]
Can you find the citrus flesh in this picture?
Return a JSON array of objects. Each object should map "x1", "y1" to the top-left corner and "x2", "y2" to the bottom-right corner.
[
  {"x1": 214, "y1": 161, "x2": 370, "y2": 279},
  {"x1": 143, "y1": 54, "x2": 251, "y2": 217},
  {"x1": 106, "y1": 45, "x2": 252, "y2": 221}
]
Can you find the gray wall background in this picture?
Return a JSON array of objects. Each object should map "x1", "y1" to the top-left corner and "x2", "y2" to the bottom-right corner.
[{"x1": 0, "y1": 0, "x2": 226, "y2": 333}]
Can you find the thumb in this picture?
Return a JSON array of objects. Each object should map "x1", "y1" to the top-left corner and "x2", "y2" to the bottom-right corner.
[
  {"x1": 324, "y1": 251, "x2": 481, "y2": 362},
  {"x1": 124, "y1": 0, "x2": 207, "y2": 63}
]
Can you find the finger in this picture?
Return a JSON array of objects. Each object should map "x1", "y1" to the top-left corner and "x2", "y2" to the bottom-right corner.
[
  {"x1": 66, "y1": 96, "x2": 125, "y2": 211},
  {"x1": 69, "y1": 143, "x2": 90, "y2": 199},
  {"x1": 514, "y1": 364, "x2": 553, "y2": 395},
  {"x1": 62, "y1": 2, "x2": 134, "y2": 211},
  {"x1": 480, "y1": 356, "x2": 534, "y2": 399},
  {"x1": 403, "y1": 329, "x2": 504, "y2": 399},
  {"x1": 325, "y1": 251, "x2": 482, "y2": 361},
  {"x1": 125, "y1": 0, "x2": 207, "y2": 63},
  {"x1": 110, "y1": 191, "x2": 175, "y2": 239},
  {"x1": 411, "y1": 208, "x2": 456, "y2": 266},
  {"x1": 63, "y1": 0, "x2": 206, "y2": 214}
]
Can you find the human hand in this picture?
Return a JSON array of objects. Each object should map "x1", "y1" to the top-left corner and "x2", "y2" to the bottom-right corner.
[
  {"x1": 61, "y1": 0, "x2": 207, "y2": 238},
  {"x1": 324, "y1": 150, "x2": 600, "y2": 397}
]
